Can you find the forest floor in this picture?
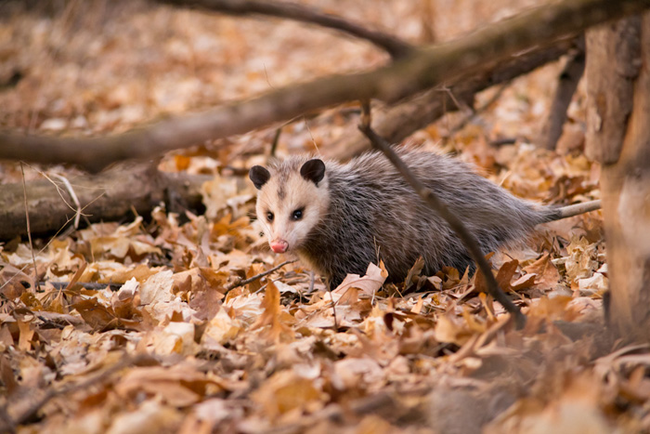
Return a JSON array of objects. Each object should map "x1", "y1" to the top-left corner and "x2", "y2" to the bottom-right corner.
[{"x1": 1, "y1": 1, "x2": 647, "y2": 433}]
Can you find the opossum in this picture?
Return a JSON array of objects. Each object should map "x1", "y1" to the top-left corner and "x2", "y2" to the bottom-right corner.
[{"x1": 249, "y1": 149, "x2": 600, "y2": 289}]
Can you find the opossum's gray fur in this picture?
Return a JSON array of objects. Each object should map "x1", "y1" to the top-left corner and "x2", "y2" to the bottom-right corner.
[{"x1": 254, "y1": 149, "x2": 565, "y2": 289}]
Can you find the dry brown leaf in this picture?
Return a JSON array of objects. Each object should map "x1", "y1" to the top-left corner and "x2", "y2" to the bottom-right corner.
[
  {"x1": 107, "y1": 399, "x2": 184, "y2": 434},
  {"x1": 435, "y1": 314, "x2": 477, "y2": 346},
  {"x1": 72, "y1": 298, "x2": 120, "y2": 331},
  {"x1": 523, "y1": 253, "x2": 562, "y2": 289},
  {"x1": 140, "y1": 270, "x2": 175, "y2": 305},
  {"x1": 564, "y1": 235, "x2": 598, "y2": 283},
  {"x1": 333, "y1": 262, "x2": 388, "y2": 298},
  {"x1": 250, "y1": 280, "x2": 294, "y2": 343},
  {"x1": 251, "y1": 370, "x2": 324, "y2": 420},
  {"x1": 475, "y1": 259, "x2": 519, "y2": 297},
  {"x1": 511, "y1": 273, "x2": 536, "y2": 291},
  {"x1": 403, "y1": 256, "x2": 425, "y2": 288},
  {"x1": 115, "y1": 365, "x2": 222, "y2": 407},
  {"x1": 16, "y1": 319, "x2": 35, "y2": 351}
]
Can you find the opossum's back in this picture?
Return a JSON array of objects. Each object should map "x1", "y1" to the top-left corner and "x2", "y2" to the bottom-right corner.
[{"x1": 330, "y1": 150, "x2": 546, "y2": 279}]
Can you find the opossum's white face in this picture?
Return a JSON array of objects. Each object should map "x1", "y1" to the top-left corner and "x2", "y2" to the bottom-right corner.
[{"x1": 249, "y1": 159, "x2": 330, "y2": 254}]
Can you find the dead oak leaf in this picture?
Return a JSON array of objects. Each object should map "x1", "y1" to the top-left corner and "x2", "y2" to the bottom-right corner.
[
  {"x1": 115, "y1": 365, "x2": 223, "y2": 407},
  {"x1": 333, "y1": 262, "x2": 388, "y2": 299},
  {"x1": 72, "y1": 297, "x2": 141, "y2": 331},
  {"x1": 145, "y1": 322, "x2": 198, "y2": 356},
  {"x1": 523, "y1": 253, "x2": 562, "y2": 289},
  {"x1": 527, "y1": 295, "x2": 577, "y2": 322},
  {"x1": 435, "y1": 314, "x2": 477, "y2": 347},
  {"x1": 404, "y1": 256, "x2": 425, "y2": 289},
  {"x1": 108, "y1": 263, "x2": 162, "y2": 284},
  {"x1": 202, "y1": 308, "x2": 243, "y2": 345},
  {"x1": 564, "y1": 235, "x2": 598, "y2": 283},
  {"x1": 511, "y1": 273, "x2": 536, "y2": 291},
  {"x1": 251, "y1": 370, "x2": 324, "y2": 420},
  {"x1": 73, "y1": 298, "x2": 119, "y2": 331},
  {"x1": 107, "y1": 399, "x2": 184, "y2": 434},
  {"x1": 250, "y1": 280, "x2": 294, "y2": 343},
  {"x1": 140, "y1": 270, "x2": 174, "y2": 305},
  {"x1": 0, "y1": 262, "x2": 30, "y2": 300},
  {"x1": 333, "y1": 356, "x2": 385, "y2": 391},
  {"x1": 171, "y1": 268, "x2": 225, "y2": 321},
  {"x1": 16, "y1": 319, "x2": 35, "y2": 352},
  {"x1": 474, "y1": 259, "x2": 519, "y2": 297}
]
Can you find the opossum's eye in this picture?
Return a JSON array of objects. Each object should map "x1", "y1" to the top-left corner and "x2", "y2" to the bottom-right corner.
[
  {"x1": 291, "y1": 208, "x2": 304, "y2": 221},
  {"x1": 266, "y1": 211, "x2": 274, "y2": 222}
]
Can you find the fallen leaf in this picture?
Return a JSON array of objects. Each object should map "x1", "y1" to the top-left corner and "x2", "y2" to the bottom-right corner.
[
  {"x1": 523, "y1": 253, "x2": 561, "y2": 289},
  {"x1": 250, "y1": 280, "x2": 294, "y2": 342},
  {"x1": 333, "y1": 262, "x2": 387, "y2": 298}
]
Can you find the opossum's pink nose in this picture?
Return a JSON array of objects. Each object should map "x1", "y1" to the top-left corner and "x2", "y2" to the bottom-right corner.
[{"x1": 271, "y1": 240, "x2": 289, "y2": 253}]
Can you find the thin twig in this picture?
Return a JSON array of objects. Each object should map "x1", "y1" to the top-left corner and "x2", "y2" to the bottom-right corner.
[
  {"x1": 357, "y1": 105, "x2": 526, "y2": 329},
  {"x1": 225, "y1": 259, "x2": 297, "y2": 291},
  {"x1": 161, "y1": 0, "x2": 414, "y2": 59},
  {"x1": 270, "y1": 126, "x2": 282, "y2": 158},
  {"x1": 36, "y1": 169, "x2": 82, "y2": 216},
  {"x1": 308, "y1": 270, "x2": 315, "y2": 293},
  {"x1": 20, "y1": 163, "x2": 40, "y2": 292},
  {"x1": 49, "y1": 173, "x2": 82, "y2": 228},
  {"x1": 441, "y1": 85, "x2": 473, "y2": 115},
  {"x1": 448, "y1": 81, "x2": 511, "y2": 136}
]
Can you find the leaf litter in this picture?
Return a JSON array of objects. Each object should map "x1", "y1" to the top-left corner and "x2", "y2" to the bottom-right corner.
[{"x1": 0, "y1": 0, "x2": 647, "y2": 432}]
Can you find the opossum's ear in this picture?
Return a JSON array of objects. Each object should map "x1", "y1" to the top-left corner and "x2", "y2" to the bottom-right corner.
[
  {"x1": 300, "y1": 159, "x2": 326, "y2": 186},
  {"x1": 249, "y1": 166, "x2": 271, "y2": 190}
]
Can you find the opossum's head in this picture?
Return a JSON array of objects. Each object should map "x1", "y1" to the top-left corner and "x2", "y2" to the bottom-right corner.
[{"x1": 249, "y1": 158, "x2": 330, "y2": 254}]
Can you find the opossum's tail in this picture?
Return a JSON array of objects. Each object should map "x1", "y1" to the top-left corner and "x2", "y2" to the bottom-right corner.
[{"x1": 540, "y1": 199, "x2": 601, "y2": 222}]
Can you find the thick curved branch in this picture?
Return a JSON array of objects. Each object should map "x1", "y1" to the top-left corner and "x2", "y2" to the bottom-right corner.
[
  {"x1": 1, "y1": 0, "x2": 648, "y2": 172},
  {"x1": 323, "y1": 38, "x2": 576, "y2": 161},
  {"x1": 160, "y1": 0, "x2": 414, "y2": 59}
]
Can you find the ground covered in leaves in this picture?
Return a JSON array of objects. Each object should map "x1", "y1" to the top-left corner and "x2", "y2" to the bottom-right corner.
[{"x1": 1, "y1": 1, "x2": 649, "y2": 433}]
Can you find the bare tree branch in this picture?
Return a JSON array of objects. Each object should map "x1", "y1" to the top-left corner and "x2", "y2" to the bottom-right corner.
[
  {"x1": 323, "y1": 38, "x2": 576, "y2": 160},
  {"x1": 160, "y1": 0, "x2": 414, "y2": 59},
  {"x1": 0, "y1": 0, "x2": 648, "y2": 172},
  {"x1": 358, "y1": 104, "x2": 526, "y2": 329},
  {"x1": 538, "y1": 36, "x2": 586, "y2": 150}
]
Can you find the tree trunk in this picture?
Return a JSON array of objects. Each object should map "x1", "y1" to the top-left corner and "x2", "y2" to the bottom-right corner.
[{"x1": 585, "y1": 15, "x2": 650, "y2": 342}]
